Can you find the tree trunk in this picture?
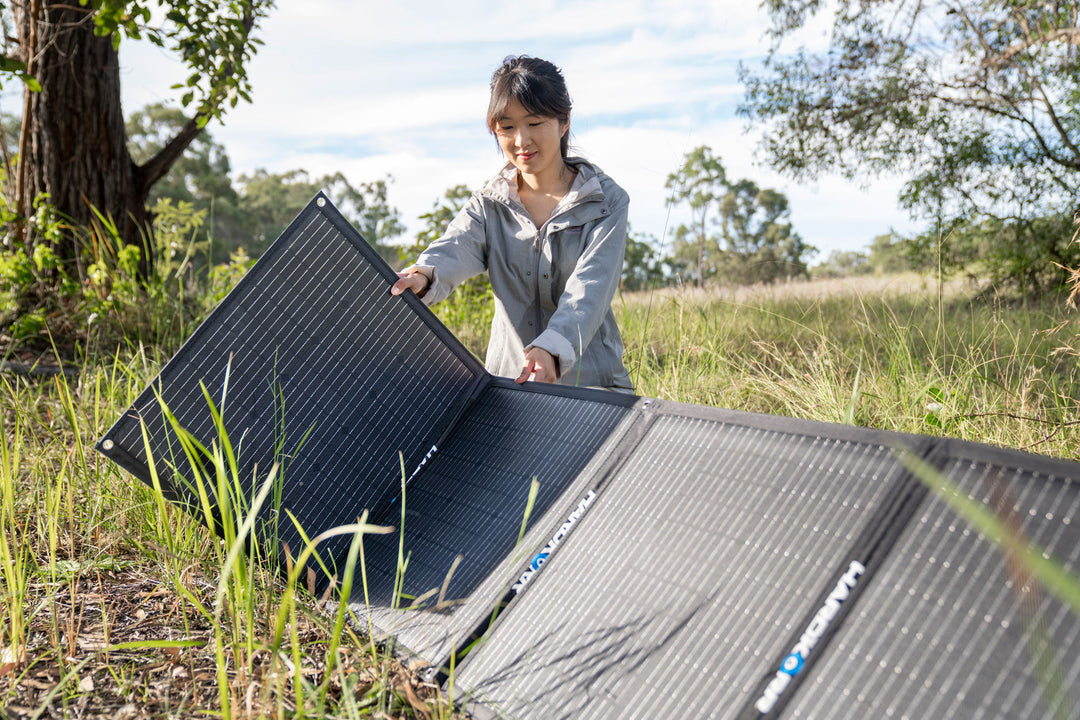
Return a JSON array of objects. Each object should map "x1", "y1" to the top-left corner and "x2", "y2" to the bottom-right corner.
[{"x1": 14, "y1": 1, "x2": 150, "y2": 277}]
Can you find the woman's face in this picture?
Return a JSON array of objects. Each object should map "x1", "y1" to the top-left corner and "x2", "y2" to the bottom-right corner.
[{"x1": 494, "y1": 99, "x2": 568, "y2": 181}]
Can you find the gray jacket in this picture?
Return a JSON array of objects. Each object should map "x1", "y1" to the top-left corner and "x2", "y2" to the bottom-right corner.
[{"x1": 411, "y1": 157, "x2": 633, "y2": 391}]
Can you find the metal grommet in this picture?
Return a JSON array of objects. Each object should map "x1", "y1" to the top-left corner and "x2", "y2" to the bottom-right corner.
[
  {"x1": 102, "y1": 439, "x2": 114, "y2": 451},
  {"x1": 317, "y1": 197, "x2": 327, "y2": 208}
]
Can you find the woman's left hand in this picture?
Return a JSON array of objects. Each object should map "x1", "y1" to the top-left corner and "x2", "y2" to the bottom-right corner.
[{"x1": 516, "y1": 346, "x2": 559, "y2": 384}]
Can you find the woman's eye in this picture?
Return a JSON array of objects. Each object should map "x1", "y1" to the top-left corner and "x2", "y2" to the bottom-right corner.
[{"x1": 529, "y1": 122, "x2": 542, "y2": 127}]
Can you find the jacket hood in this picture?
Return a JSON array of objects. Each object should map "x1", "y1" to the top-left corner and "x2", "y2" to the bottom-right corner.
[{"x1": 481, "y1": 157, "x2": 606, "y2": 210}]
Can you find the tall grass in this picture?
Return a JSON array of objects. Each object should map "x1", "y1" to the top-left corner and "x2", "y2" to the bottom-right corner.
[
  {"x1": 617, "y1": 274, "x2": 1080, "y2": 459},
  {"x1": 0, "y1": 355, "x2": 456, "y2": 718}
]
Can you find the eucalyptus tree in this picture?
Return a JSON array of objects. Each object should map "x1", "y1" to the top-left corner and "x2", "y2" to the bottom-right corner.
[
  {"x1": 718, "y1": 179, "x2": 814, "y2": 284},
  {"x1": 5, "y1": 0, "x2": 273, "y2": 275},
  {"x1": 127, "y1": 102, "x2": 246, "y2": 265},
  {"x1": 665, "y1": 145, "x2": 727, "y2": 288},
  {"x1": 740, "y1": 0, "x2": 1080, "y2": 289},
  {"x1": 666, "y1": 145, "x2": 812, "y2": 286},
  {"x1": 237, "y1": 169, "x2": 404, "y2": 263}
]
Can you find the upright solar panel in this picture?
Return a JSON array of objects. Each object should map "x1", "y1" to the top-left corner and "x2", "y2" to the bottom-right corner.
[
  {"x1": 96, "y1": 194, "x2": 642, "y2": 668},
  {"x1": 98, "y1": 194, "x2": 486, "y2": 591},
  {"x1": 97, "y1": 193, "x2": 1080, "y2": 720}
]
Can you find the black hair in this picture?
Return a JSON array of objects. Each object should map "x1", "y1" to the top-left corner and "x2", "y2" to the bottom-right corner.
[{"x1": 487, "y1": 55, "x2": 572, "y2": 157}]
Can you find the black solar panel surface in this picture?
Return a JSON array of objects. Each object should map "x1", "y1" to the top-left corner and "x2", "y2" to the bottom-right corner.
[
  {"x1": 454, "y1": 411, "x2": 917, "y2": 720},
  {"x1": 99, "y1": 196, "x2": 483, "y2": 585},
  {"x1": 783, "y1": 448, "x2": 1080, "y2": 719},
  {"x1": 350, "y1": 381, "x2": 638, "y2": 663}
]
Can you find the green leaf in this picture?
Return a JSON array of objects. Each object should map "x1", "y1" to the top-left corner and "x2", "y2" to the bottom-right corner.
[{"x1": 0, "y1": 57, "x2": 27, "y2": 73}]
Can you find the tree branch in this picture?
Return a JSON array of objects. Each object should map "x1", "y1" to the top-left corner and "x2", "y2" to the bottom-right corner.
[
  {"x1": 15, "y1": 0, "x2": 39, "y2": 244},
  {"x1": 933, "y1": 79, "x2": 1080, "y2": 172},
  {"x1": 1035, "y1": 83, "x2": 1080, "y2": 166},
  {"x1": 133, "y1": 114, "x2": 202, "y2": 195},
  {"x1": 985, "y1": 27, "x2": 1080, "y2": 69}
]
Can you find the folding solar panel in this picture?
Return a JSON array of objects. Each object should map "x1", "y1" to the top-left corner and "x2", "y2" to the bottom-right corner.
[
  {"x1": 349, "y1": 381, "x2": 638, "y2": 661},
  {"x1": 780, "y1": 441, "x2": 1080, "y2": 720},
  {"x1": 97, "y1": 194, "x2": 1080, "y2": 719},
  {"x1": 96, "y1": 193, "x2": 640, "y2": 665},
  {"x1": 451, "y1": 406, "x2": 931, "y2": 719},
  {"x1": 98, "y1": 197, "x2": 485, "y2": 586}
]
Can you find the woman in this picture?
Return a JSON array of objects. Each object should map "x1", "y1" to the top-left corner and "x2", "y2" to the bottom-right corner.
[{"x1": 391, "y1": 55, "x2": 633, "y2": 393}]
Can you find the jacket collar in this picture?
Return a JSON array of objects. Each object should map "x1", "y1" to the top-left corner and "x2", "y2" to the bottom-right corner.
[{"x1": 482, "y1": 157, "x2": 605, "y2": 213}]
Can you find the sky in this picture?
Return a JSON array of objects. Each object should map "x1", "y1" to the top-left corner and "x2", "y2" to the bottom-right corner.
[{"x1": 116, "y1": 0, "x2": 922, "y2": 263}]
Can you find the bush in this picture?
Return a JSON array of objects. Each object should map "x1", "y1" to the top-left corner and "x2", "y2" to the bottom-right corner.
[{"x1": 1, "y1": 195, "x2": 253, "y2": 360}]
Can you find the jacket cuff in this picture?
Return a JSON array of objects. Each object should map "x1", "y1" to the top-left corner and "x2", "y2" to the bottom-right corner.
[
  {"x1": 400, "y1": 264, "x2": 440, "y2": 305},
  {"x1": 527, "y1": 328, "x2": 577, "y2": 378}
]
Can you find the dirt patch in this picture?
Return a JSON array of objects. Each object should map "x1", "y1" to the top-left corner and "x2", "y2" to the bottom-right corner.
[{"x1": 1, "y1": 567, "x2": 451, "y2": 719}]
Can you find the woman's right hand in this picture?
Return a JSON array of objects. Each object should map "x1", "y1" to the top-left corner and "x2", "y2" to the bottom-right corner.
[{"x1": 391, "y1": 271, "x2": 430, "y2": 297}]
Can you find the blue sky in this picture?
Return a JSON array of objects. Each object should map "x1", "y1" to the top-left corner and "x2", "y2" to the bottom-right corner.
[{"x1": 119, "y1": 0, "x2": 921, "y2": 262}]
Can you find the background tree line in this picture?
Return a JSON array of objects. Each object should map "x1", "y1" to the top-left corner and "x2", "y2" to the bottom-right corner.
[
  {"x1": 1, "y1": 0, "x2": 1078, "y2": 353},
  {"x1": 125, "y1": 109, "x2": 819, "y2": 289},
  {"x1": 123, "y1": 116, "x2": 818, "y2": 291},
  {"x1": 125, "y1": 103, "x2": 406, "y2": 266}
]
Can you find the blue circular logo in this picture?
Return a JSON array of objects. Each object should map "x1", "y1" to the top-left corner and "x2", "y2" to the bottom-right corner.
[
  {"x1": 530, "y1": 552, "x2": 549, "y2": 571},
  {"x1": 781, "y1": 653, "x2": 805, "y2": 676}
]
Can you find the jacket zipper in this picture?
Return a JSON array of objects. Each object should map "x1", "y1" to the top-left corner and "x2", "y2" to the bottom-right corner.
[{"x1": 488, "y1": 188, "x2": 604, "y2": 343}]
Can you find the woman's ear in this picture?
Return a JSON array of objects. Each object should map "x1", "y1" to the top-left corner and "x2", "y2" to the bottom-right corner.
[{"x1": 560, "y1": 113, "x2": 571, "y2": 137}]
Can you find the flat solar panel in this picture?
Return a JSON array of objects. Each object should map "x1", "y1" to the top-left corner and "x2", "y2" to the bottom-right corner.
[
  {"x1": 347, "y1": 381, "x2": 638, "y2": 662},
  {"x1": 781, "y1": 442, "x2": 1080, "y2": 720},
  {"x1": 452, "y1": 405, "x2": 931, "y2": 719},
  {"x1": 96, "y1": 193, "x2": 1080, "y2": 720}
]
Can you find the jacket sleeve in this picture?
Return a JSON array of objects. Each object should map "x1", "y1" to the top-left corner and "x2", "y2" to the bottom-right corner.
[
  {"x1": 528, "y1": 187, "x2": 629, "y2": 378},
  {"x1": 406, "y1": 194, "x2": 488, "y2": 306}
]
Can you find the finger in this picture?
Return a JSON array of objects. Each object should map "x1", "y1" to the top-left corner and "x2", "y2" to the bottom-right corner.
[
  {"x1": 391, "y1": 273, "x2": 423, "y2": 296},
  {"x1": 522, "y1": 347, "x2": 557, "y2": 383},
  {"x1": 532, "y1": 363, "x2": 557, "y2": 383},
  {"x1": 516, "y1": 358, "x2": 536, "y2": 384}
]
